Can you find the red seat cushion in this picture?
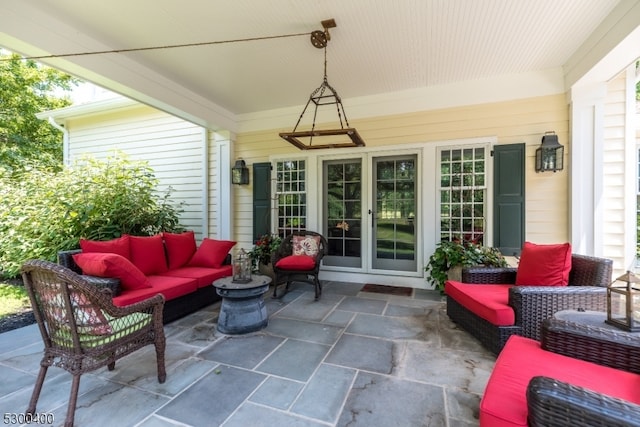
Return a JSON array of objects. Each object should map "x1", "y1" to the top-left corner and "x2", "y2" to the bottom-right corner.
[
  {"x1": 163, "y1": 265, "x2": 233, "y2": 288},
  {"x1": 480, "y1": 335, "x2": 640, "y2": 427},
  {"x1": 73, "y1": 252, "x2": 151, "y2": 290},
  {"x1": 188, "y1": 238, "x2": 236, "y2": 268},
  {"x1": 129, "y1": 234, "x2": 168, "y2": 276},
  {"x1": 79, "y1": 235, "x2": 130, "y2": 259},
  {"x1": 445, "y1": 281, "x2": 515, "y2": 326},
  {"x1": 275, "y1": 255, "x2": 316, "y2": 270},
  {"x1": 112, "y1": 275, "x2": 198, "y2": 306},
  {"x1": 515, "y1": 241, "x2": 572, "y2": 286},
  {"x1": 163, "y1": 231, "x2": 197, "y2": 269}
]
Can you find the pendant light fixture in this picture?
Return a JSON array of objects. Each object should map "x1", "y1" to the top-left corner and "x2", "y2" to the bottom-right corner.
[{"x1": 279, "y1": 19, "x2": 365, "y2": 150}]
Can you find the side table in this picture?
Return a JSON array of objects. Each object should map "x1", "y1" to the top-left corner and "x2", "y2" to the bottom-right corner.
[
  {"x1": 544, "y1": 310, "x2": 640, "y2": 374},
  {"x1": 212, "y1": 274, "x2": 271, "y2": 334}
]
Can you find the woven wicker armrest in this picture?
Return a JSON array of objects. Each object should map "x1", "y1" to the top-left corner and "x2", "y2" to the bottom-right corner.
[
  {"x1": 527, "y1": 376, "x2": 640, "y2": 427},
  {"x1": 461, "y1": 266, "x2": 517, "y2": 284},
  {"x1": 542, "y1": 318, "x2": 640, "y2": 374},
  {"x1": 104, "y1": 293, "x2": 165, "y2": 319}
]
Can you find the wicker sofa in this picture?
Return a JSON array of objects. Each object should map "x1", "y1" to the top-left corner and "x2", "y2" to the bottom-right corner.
[
  {"x1": 58, "y1": 232, "x2": 234, "y2": 324},
  {"x1": 445, "y1": 252, "x2": 613, "y2": 354},
  {"x1": 480, "y1": 319, "x2": 640, "y2": 427}
]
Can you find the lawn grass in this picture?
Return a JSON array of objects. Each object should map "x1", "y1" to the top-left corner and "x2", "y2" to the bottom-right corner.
[{"x1": 0, "y1": 281, "x2": 30, "y2": 318}]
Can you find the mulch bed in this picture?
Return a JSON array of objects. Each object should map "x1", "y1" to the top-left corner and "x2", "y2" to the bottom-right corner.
[{"x1": 0, "y1": 309, "x2": 35, "y2": 334}]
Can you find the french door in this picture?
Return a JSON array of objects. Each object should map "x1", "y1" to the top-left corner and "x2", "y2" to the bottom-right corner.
[{"x1": 322, "y1": 154, "x2": 417, "y2": 273}]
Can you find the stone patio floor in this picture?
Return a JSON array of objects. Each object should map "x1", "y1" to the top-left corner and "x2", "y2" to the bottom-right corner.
[{"x1": 0, "y1": 281, "x2": 496, "y2": 426}]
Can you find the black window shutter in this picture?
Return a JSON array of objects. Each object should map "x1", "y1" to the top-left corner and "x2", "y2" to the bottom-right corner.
[
  {"x1": 493, "y1": 143, "x2": 525, "y2": 256},
  {"x1": 252, "y1": 162, "x2": 272, "y2": 241}
]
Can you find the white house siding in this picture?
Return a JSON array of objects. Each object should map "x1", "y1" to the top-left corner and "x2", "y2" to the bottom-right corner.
[
  {"x1": 64, "y1": 105, "x2": 211, "y2": 239},
  {"x1": 602, "y1": 73, "x2": 628, "y2": 272},
  {"x1": 234, "y1": 94, "x2": 569, "y2": 285}
]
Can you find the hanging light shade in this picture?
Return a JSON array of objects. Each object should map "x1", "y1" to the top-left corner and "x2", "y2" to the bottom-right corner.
[
  {"x1": 279, "y1": 19, "x2": 365, "y2": 150},
  {"x1": 535, "y1": 131, "x2": 564, "y2": 172}
]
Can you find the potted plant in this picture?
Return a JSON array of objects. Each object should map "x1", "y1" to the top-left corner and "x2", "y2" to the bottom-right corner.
[
  {"x1": 248, "y1": 233, "x2": 282, "y2": 278},
  {"x1": 425, "y1": 239, "x2": 508, "y2": 292}
]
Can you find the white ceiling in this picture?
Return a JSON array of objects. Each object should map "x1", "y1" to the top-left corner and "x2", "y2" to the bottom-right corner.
[{"x1": 0, "y1": 0, "x2": 635, "y2": 131}]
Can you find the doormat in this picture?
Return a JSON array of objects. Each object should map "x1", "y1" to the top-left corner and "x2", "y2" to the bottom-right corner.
[{"x1": 361, "y1": 284, "x2": 413, "y2": 297}]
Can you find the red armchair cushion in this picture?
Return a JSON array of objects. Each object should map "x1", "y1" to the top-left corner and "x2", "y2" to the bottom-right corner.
[
  {"x1": 188, "y1": 238, "x2": 236, "y2": 268},
  {"x1": 275, "y1": 254, "x2": 316, "y2": 270},
  {"x1": 445, "y1": 281, "x2": 515, "y2": 326},
  {"x1": 515, "y1": 241, "x2": 572, "y2": 286},
  {"x1": 292, "y1": 235, "x2": 321, "y2": 257},
  {"x1": 73, "y1": 252, "x2": 151, "y2": 290},
  {"x1": 79, "y1": 235, "x2": 130, "y2": 259},
  {"x1": 163, "y1": 231, "x2": 197, "y2": 269},
  {"x1": 480, "y1": 335, "x2": 640, "y2": 427},
  {"x1": 129, "y1": 234, "x2": 168, "y2": 276}
]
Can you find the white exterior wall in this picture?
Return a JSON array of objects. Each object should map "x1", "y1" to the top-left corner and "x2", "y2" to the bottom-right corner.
[{"x1": 64, "y1": 104, "x2": 213, "y2": 240}]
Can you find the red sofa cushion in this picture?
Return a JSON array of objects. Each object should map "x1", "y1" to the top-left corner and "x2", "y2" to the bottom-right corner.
[
  {"x1": 79, "y1": 235, "x2": 130, "y2": 259},
  {"x1": 129, "y1": 234, "x2": 168, "y2": 276},
  {"x1": 188, "y1": 238, "x2": 236, "y2": 268},
  {"x1": 275, "y1": 254, "x2": 316, "y2": 270},
  {"x1": 163, "y1": 231, "x2": 197, "y2": 269},
  {"x1": 445, "y1": 281, "x2": 515, "y2": 326},
  {"x1": 112, "y1": 275, "x2": 198, "y2": 306},
  {"x1": 480, "y1": 335, "x2": 640, "y2": 427},
  {"x1": 163, "y1": 265, "x2": 233, "y2": 288},
  {"x1": 515, "y1": 241, "x2": 572, "y2": 286},
  {"x1": 73, "y1": 252, "x2": 151, "y2": 290}
]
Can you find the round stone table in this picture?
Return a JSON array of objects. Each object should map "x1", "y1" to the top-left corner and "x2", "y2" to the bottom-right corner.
[{"x1": 212, "y1": 274, "x2": 271, "y2": 334}]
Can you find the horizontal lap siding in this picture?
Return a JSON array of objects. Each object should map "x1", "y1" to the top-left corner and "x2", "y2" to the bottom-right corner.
[
  {"x1": 67, "y1": 105, "x2": 206, "y2": 238},
  {"x1": 234, "y1": 94, "x2": 569, "y2": 249}
]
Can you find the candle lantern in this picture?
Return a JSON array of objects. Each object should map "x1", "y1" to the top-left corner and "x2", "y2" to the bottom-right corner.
[
  {"x1": 606, "y1": 270, "x2": 640, "y2": 332},
  {"x1": 232, "y1": 248, "x2": 252, "y2": 283}
]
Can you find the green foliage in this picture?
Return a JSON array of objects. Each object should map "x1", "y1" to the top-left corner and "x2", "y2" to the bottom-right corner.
[
  {"x1": 248, "y1": 234, "x2": 282, "y2": 266},
  {"x1": 425, "y1": 240, "x2": 508, "y2": 292},
  {"x1": 0, "y1": 282, "x2": 30, "y2": 318},
  {"x1": 0, "y1": 51, "x2": 78, "y2": 174},
  {"x1": 0, "y1": 154, "x2": 184, "y2": 277}
]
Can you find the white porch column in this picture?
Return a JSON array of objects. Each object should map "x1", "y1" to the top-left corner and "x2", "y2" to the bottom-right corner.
[
  {"x1": 569, "y1": 83, "x2": 606, "y2": 257},
  {"x1": 214, "y1": 131, "x2": 235, "y2": 240},
  {"x1": 623, "y1": 65, "x2": 638, "y2": 270}
]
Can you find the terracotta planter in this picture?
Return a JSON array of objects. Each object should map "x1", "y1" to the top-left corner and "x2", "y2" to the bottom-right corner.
[{"x1": 447, "y1": 265, "x2": 463, "y2": 282}]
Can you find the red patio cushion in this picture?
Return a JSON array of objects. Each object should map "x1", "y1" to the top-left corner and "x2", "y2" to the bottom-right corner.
[
  {"x1": 163, "y1": 231, "x2": 197, "y2": 269},
  {"x1": 73, "y1": 252, "x2": 151, "y2": 290},
  {"x1": 79, "y1": 235, "x2": 130, "y2": 259},
  {"x1": 163, "y1": 265, "x2": 233, "y2": 288},
  {"x1": 129, "y1": 234, "x2": 168, "y2": 276},
  {"x1": 275, "y1": 255, "x2": 316, "y2": 270},
  {"x1": 112, "y1": 275, "x2": 197, "y2": 306},
  {"x1": 445, "y1": 281, "x2": 515, "y2": 326},
  {"x1": 515, "y1": 241, "x2": 572, "y2": 286},
  {"x1": 188, "y1": 238, "x2": 236, "y2": 268},
  {"x1": 480, "y1": 335, "x2": 640, "y2": 427}
]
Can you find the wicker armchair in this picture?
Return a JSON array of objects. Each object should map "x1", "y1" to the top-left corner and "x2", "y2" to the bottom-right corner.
[
  {"x1": 271, "y1": 231, "x2": 327, "y2": 300},
  {"x1": 525, "y1": 319, "x2": 640, "y2": 427},
  {"x1": 447, "y1": 254, "x2": 613, "y2": 354},
  {"x1": 21, "y1": 260, "x2": 166, "y2": 427}
]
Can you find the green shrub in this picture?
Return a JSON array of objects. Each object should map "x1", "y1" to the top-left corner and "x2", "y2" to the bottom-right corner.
[{"x1": 0, "y1": 153, "x2": 184, "y2": 277}]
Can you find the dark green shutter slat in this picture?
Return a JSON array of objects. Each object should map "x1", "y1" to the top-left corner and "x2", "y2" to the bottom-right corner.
[
  {"x1": 253, "y1": 162, "x2": 271, "y2": 242},
  {"x1": 493, "y1": 144, "x2": 525, "y2": 256}
]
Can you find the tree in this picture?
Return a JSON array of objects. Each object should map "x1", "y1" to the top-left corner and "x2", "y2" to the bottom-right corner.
[{"x1": 0, "y1": 51, "x2": 78, "y2": 174}]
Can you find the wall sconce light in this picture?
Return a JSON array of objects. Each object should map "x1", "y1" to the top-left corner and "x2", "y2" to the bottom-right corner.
[
  {"x1": 535, "y1": 131, "x2": 564, "y2": 172},
  {"x1": 231, "y1": 159, "x2": 249, "y2": 185},
  {"x1": 606, "y1": 270, "x2": 640, "y2": 332}
]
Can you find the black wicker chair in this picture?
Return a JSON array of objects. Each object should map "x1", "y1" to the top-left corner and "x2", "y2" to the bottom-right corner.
[
  {"x1": 271, "y1": 231, "x2": 327, "y2": 300},
  {"x1": 21, "y1": 260, "x2": 166, "y2": 427},
  {"x1": 525, "y1": 319, "x2": 640, "y2": 427},
  {"x1": 446, "y1": 254, "x2": 613, "y2": 354}
]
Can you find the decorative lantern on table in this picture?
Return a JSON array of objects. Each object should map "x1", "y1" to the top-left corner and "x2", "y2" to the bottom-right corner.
[
  {"x1": 232, "y1": 248, "x2": 252, "y2": 283},
  {"x1": 606, "y1": 270, "x2": 640, "y2": 332}
]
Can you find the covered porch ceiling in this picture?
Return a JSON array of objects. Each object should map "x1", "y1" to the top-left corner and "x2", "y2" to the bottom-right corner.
[{"x1": 1, "y1": 0, "x2": 639, "y2": 133}]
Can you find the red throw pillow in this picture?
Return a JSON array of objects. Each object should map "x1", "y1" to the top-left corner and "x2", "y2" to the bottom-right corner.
[
  {"x1": 515, "y1": 242, "x2": 572, "y2": 286},
  {"x1": 292, "y1": 235, "x2": 321, "y2": 257},
  {"x1": 163, "y1": 231, "x2": 197, "y2": 269},
  {"x1": 129, "y1": 234, "x2": 168, "y2": 275},
  {"x1": 275, "y1": 254, "x2": 316, "y2": 270},
  {"x1": 73, "y1": 252, "x2": 151, "y2": 290},
  {"x1": 79, "y1": 235, "x2": 130, "y2": 259},
  {"x1": 188, "y1": 238, "x2": 236, "y2": 268}
]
